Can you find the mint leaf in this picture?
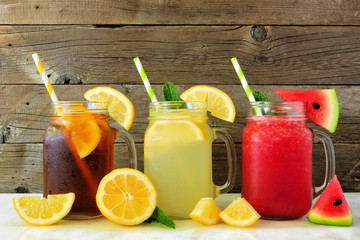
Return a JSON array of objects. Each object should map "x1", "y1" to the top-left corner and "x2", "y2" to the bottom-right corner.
[
  {"x1": 253, "y1": 91, "x2": 270, "y2": 102},
  {"x1": 144, "y1": 206, "x2": 175, "y2": 229},
  {"x1": 162, "y1": 81, "x2": 189, "y2": 109},
  {"x1": 252, "y1": 91, "x2": 278, "y2": 115},
  {"x1": 162, "y1": 82, "x2": 182, "y2": 101}
]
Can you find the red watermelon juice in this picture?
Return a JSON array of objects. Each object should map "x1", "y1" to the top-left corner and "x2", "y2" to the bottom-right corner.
[{"x1": 242, "y1": 102, "x2": 313, "y2": 219}]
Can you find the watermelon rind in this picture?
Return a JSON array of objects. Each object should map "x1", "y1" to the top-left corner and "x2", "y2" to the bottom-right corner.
[
  {"x1": 325, "y1": 89, "x2": 339, "y2": 133},
  {"x1": 307, "y1": 210, "x2": 353, "y2": 226},
  {"x1": 274, "y1": 89, "x2": 339, "y2": 133}
]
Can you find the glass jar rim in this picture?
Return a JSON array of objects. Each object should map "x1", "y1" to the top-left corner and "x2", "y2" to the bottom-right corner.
[
  {"x1": 148, "y1": 101, "x2": 208, "y2": 120},
  {"x1": 248, "y1": 101, "x2": 305, "y2": 107},
  {"x1": 247, "y1": 101, "x2": 307, "y2": 118},
  {"x1": 50, "y1": 101, "x2": 109, "y2": 116},
  {"x1": 149, "y1": 101, "x2": 207, "y2": 110}
]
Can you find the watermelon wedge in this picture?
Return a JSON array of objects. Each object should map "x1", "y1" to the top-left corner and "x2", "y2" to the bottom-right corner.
[
  {"x1": 274, "y1": 89, "x2": 339, "y2": 133},
  {"x1": 307, "y1": 175, "x2": 353, "y2": 226}
]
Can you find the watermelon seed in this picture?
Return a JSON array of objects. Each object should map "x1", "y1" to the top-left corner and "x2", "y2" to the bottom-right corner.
[
  {"x1": 333, "y1": 198, "x2": 342, "y2": 206},
  {"x1": 313, "y1": 103, "x2": 320, "y2": 110}
]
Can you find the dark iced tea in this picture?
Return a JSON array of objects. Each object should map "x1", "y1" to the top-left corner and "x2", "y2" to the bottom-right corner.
[{"x1": 43, "y1": 102, "x2": 115, "y2": 218}]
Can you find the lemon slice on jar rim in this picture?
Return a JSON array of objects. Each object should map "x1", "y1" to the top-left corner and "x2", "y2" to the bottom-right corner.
[
  {"x1": 180, "y1": 85, "x2": 236, "y2": 123},
  {"x1": 84, "y1": 87, "x2": 135, "y2": 131}
]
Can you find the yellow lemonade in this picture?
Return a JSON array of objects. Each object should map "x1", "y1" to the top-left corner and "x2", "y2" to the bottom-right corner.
[{"x1": 144, "y1": 102, "x2": 217, "y2": 218}]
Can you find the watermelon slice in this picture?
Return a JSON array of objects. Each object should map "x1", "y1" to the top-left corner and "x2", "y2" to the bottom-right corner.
[
  {"x1": 307, "y1": 175, "x2": 353, "y2": 226},
  {"x1": 274, "y1": 89, "x2": 339, "y2": 133}
]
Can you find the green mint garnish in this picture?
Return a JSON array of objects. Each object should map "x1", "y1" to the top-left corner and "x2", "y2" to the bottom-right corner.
[
  {"x1": 253, "y1": 91, "x2": 270, "y2": 102},
  {"x1": 162, "y1": 81, "x2": 189, "y2": 109},
  {"x1": 162, "y1": 82, "x2": 183, "y2": 101},
  {"x1": 144, "y1": 206, "x2": 176, "y2": 229},
  {"x1": 252, "y1": 91, "x2": 278, "y2": 115}
]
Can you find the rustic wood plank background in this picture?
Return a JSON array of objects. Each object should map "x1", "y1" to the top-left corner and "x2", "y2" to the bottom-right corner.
[{"x1": 0, "y1": 1, "x2": 359, "y2": 193}]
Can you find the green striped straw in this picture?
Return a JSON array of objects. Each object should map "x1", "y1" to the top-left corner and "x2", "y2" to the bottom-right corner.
[
  {"x1": 133, "y1": 57, "x2": 158, "y2": 102},
  {"x1": 231, "y1": 57, "x2": 261, "y2": 115}
]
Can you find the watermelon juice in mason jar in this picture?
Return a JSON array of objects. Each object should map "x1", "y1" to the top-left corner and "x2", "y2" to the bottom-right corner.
[
  {"x1": 241, "y1": 102, "x2": 335, "y2": 219},
  {"x1": 43, "y1": 101, "x2": 136, "y2": 219}
]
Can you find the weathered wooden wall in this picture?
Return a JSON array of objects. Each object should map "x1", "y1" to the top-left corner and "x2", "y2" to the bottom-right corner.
[{"x1": 0, "y1": 1, "x2": 359, "y2": 193}]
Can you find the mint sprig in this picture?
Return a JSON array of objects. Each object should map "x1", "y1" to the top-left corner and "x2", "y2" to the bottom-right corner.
[
  {"x1": 162, "y1": 81, "x2": 189, "y2": 109},
  {"x1": 252, "y1": 91, "x2": 280, "y2": 115},
  {"x1": 253, "y1": 91, "x2": 270, "y2": 102},
  {"x1": 162, "y1": 82, "x2": 182, "y2": 101},
  {"x1": 144, "y1": 206, "x2": 176, "y2": 229}
]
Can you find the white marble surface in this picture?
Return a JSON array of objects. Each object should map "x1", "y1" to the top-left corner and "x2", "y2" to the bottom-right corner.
[{"x1": 1, "y1": 193, "x2": 359, "y2": 240}]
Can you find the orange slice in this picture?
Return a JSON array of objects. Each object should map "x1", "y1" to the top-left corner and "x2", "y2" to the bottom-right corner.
[
  {"x1": 84, "y1": 87, "x2": 134, "y2": 130},
  {"x1": 189, "y1": 198, "x2": 221, "y2": 225},
  {"x1": 180, "y1": 85, "x2": 236, "y2": 122},
  {"x1": 96, "y1": 168, "x2": 157, "y2": 225},
  {"x1": 13, "y1": 193, "x2": 75, "y2": 226},
  {"x1": 219, "y1": 198, "x2": 260, "y2": 227}
]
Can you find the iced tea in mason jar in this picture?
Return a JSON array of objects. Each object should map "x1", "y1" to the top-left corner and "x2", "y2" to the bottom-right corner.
[{"x1": 43, "y1": 101, "x2": 136, "y2": 218}]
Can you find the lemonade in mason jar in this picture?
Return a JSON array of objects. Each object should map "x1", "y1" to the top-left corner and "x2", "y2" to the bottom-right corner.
[{"x1": 144, "y1": 101, "x2": 236, "y2": 219}]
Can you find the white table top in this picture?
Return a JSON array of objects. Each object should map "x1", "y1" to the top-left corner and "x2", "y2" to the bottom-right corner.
[{"x1": 1, "y1": 193, "x2": 359, "y2": 240}]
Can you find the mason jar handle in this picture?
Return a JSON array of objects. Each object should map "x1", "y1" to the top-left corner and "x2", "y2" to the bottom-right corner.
[
  {"x1": 117, "y1": 129, "x2": 137, "y2": 170},
  {"x1": 312, "y1": 129, "x2": 335, "y2": 198},
  {"x1": 213, "y1": 129, "x2": 237, "y2": 195}
]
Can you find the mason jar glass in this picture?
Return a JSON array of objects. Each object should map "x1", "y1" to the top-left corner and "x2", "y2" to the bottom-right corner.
[
  {"x1": 43, "y1": 101, "x2": 136, "y2": 219},
  {"x1": 242, "y1": 102, "x2": 335, "y2": 219},
  {"x1": 144, "y1": 101, "x2": 236, "y2": 218}
]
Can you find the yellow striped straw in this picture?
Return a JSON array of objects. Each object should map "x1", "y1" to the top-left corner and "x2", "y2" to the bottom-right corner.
[{"x1": 32, "y1": 53, "x2": 59, "y2": 103}]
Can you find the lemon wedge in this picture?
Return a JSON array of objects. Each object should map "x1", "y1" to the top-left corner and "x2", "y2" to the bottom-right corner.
[
  {"x1": 220, "y1": 198, "x2": 260, "y2": 227},
  {"x1": 190, "y1": 198, "x2": 221, "y2": 225},
  {"x1": 13, "y1": 193, "x2": 75, "y2": 226}
]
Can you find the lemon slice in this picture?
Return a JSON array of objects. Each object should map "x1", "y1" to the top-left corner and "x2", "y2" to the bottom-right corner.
[
  {"x1": 67, "y1": 118, "x2": 101, "y2": 159},
  {"x1": 96, "y1": 168, "x2": 157, "y2": 225},
  {"x1": 145, "y1": 120, "x2": 206, "y2": 145},
  {"x1": 84, "y1": 87, "x2": 134, "y2": 130},
  {"x1": 180, "y1": 85, "x2": 236, "y2": 122},
  {"x1": 13, "y1": 193, "x2": 75, "y2": 226},
  {"x1": 57, "y1": 106, "x2": 102, "y2": 159},
  {"x1": 189, "y1": 198, "x2": 221, "y2": 225},
  {"x1": 219, "y1": 198, "x2": 260, "y2": 227}
]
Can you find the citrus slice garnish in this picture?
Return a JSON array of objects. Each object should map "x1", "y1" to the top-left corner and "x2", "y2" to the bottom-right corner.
[
  {"x1": 96, "y1": 168, "x2": 157, "y2": 225},
  {"x1": 144, "y1": 120, "x2": 206, "y2": 144},
  {"x1": 180, "y1": 85, "x2": 236, "y2": 122},
  {"x1": 189, "y1": 198, "x2": 221, "y2": 225},
  {"x1": 67, "y1": 118, "x2": 101, "y2": 159},
  {"x1": 13, "y1": 193, "x2": 75, "y2": 226},
  {"x1": 219, "y1": 198, "x2": 260, "y2": 227},
  {"x1": 84, "y1": 87, "x2": 134, "y2": 130}
]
